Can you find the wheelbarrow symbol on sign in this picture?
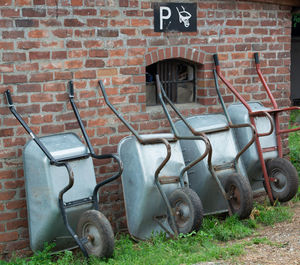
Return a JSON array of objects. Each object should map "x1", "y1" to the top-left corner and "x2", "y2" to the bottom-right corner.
[{"x1": 176, "y1": 6, "x2": 191, "y2": 28}]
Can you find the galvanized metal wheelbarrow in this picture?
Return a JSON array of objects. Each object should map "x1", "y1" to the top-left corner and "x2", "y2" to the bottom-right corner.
[
  {"x1": 156, "y1": 75, "x2": 255, "y2": 219},
  {"x1": 213, "y1": 53, "x2": 300, "y2": 204},
  {"x1": 4, "y1": 88, "x2": 122, "y2": 259},
  {"x1": 98, "y1": 80, "x2": 204, "y2": 240}
]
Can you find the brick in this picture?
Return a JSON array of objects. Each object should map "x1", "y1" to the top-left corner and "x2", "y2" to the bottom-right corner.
[
  {"x1": 0, "y1": 191, "x2": 16, "y2": 200},
  {"x1": 30, "y1": 114, "x2": 53, "y2": 124},
  {"x1": 31, "y1": 93, "x2": 53, "y2": 102},
  {"x1": 52, "y1": 29, "x2": 73, "y2": 38},
  {"x1": 3, "y1": 137, "x2": 27, "y2": 147},
  {"x1": 28, "y1": 29, "x2": 48, "y2": 38},
  {"x1": 0, "y1": 170, "x2": 15, "y2": 179},
  {"x1": 119, "y1": 0, "x2": 128, "y2": 7},
  {"x1": 6, "y1": 199, "x2": 26, "y2": 210},
  {"x1": 0, "y1": 19, "x2": 13, "y2": 27},
  {"x1": 34, "y1": 0, "x2": 45, "y2": 4},
  {"x1": 87, "y1": 19, "x2": 107, "y2": 27},
  {"x1": 75, "y1": 29, "x2": 95, "y2": 38},
  {"x1": 1, "y1": 9, "x2": 20, "y2": 17},
  {"x1": 43, "y1": 82, "x2": 65, "y2": 92},
  {"x1": 71, "y1": 0, "x2": 82, "y2": 6},
  {"x1": 6, "y1": 219, "x2": 27, "y2": 231},
  {"x1": 74, "y1": 9, "x2": 97, "y2": 16},
  {"x1": 18, "y1": 104, "x2": 40, "y2": 114},
  {"x1": 88, "y1": 50, "x2": 108, "y2": 59},
  {"x1": 42, "y1": 103, "x2": 63, "y2": 112},
  {"x1": 97, "y1": 29, "x2": 119, "y2": 37},
  {"x1": 88, "y1": 118, "x2": 107, "y2": 127},
  {"x1": 66, "y1": 40, "x2": 82, "y2": 48},
  {"x1": 52, "y1": 51, "x2": 68, "y2": 59},
  {"x1": 131, "y1": 19, "x2": 150, "y2": 27},
  {"x1": 0, "y1": 129, "x2": 14, "y2": 137},
  {"x1": 15, "y1": 0, "x2": 31, "y2": 5},
  {"x1": 3, "y1": 74, "x2": 27, "y2": 84},
  {"x1": 17, "y1": 41, "x2": 40, "y2": 49},
  {"x1": 30, "y1": 72, "x2": 53, "y2": 82},
  {"x1": 0, "y1": 64, "x2": 13, "y2": 73},
  {"x1": 4, "y1": 240, "x2": 29, "y2": 252},
  {"x1": 2, "y1": 31, "x2": 24, "y2": 39},
  {"x1": 54, "y1": 71, "x2": 73, "y2": 80},
  {"x1": 41, "y1": 124, "x2": 64, "y2": 134},
  {"x1": 17, "y1": 83, "x2": 41, "y2": 93},
  {"x1": 0, "y1": 149, "x2": 16, "y2": 159},
  {"x1": 0, "y1": 232, "x2": 19, "y2": 242},
  {"x1": 112, "y1": 76, "x2": 131, "y2": 85},
  {"x1": 0, "y1": 42, "x2": 14, "y2": 50},
  {"x1": 101, "y1": 9, "x2": 120, "y2": 17},
  {"x1": 127, "y1": 39, "x2": 146, "y2": 46},
  {"x1": 0, "y1": 0, "x2": 12, "y2": 5},
  {"x1": 3, "y1": 53, "x2": 26, "y2": 62},
  {"x1": 97, "y1": 68, "x2": 118, "y2": 76},
  {"x1": 0, "y1": 213, "x2": 17, "y2": 222},
  {"x1": 120, "y1": 67, "x2": 139, "y2": 75},
  {"x1": 40, "y1": 19, "x2": 61, "y2": 27},
  {"x1": 15, "y1": 19, "x2": 39, "y2": 27},
  {"x1": 140, "y1": 121, "x2": 159, "y2": 130},
  {"x1": 29, "y1": 51, "x2": 50, "y2": 60},
  {"x1": 74, "y1": 70, "x2": 96, "y2": 79},
  {"x1": 85, "y1": 59, "x2": 105, "y2": 68},
  {"x1": 84, "y1": 40, "x2": 104, "y2": 48},
  {"x1": 22, "y1": 8, "x2": 46, "y2": 17},
  {"x1": 64, "y1": 19, "x2": 85, "y2": 27}
]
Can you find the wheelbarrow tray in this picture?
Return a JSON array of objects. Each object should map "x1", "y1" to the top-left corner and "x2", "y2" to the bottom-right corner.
[
  {"x1": 118, "y1": 133, "x2": 188, "y2": 240},
  {"x1": 227, "y1": 102, "x2": 277, "y2": 190},
  {"x1": 175, "y1": 114, "x2": 248, "y2": 215},
  {"x1": 23, "y1": 133, "x2": 96, "y2": 251}
]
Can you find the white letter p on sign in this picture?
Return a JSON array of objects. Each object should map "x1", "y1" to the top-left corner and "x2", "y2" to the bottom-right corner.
[{"x1": 160, "y1": 6, "x2": 171, "y2": 30}]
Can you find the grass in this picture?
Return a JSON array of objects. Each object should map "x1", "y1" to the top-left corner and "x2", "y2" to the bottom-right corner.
[
  {"x1": 2, "y1": 110, "x2": 299, "y2": 265},
  {"x1": 4, "y1": 202, "x2": 293, "y2": 265},
  {"x1": 289, "y1": 109, "x2": 300, "y2": 202}
]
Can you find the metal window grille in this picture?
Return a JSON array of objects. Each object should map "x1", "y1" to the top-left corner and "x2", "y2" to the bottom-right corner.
[{"x1": 146, "y1": 59, "x2": 196, "y2": 105}]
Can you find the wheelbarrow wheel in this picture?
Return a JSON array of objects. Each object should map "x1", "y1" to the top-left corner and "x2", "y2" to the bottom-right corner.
[
  {"x1": 265, "y1": 158, "x2": 299, "y2": 202},
  {"x1": 77, "y1": 210, "x2": 114, "y2": 258},
  {"x1": 168, "y1": 187, "x2": 203, "y2": 234},
  {"x1": 224, "y1": 173, "x2": 253, "y2": 219}
]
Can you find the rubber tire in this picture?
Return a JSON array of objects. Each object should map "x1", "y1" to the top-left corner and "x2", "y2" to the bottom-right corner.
[
  {"x1": 77, "y1": 210, "x2": 114, "y2": 258},
  {"x1": 224, "y1": 173, "x2": 253, "y2": 219},
  {"x1": 265, "y1": 157, "x2": 299, "y2": 202},
  {"x1": 168, "y1": 187, "x2": 203, "y2": 234}
]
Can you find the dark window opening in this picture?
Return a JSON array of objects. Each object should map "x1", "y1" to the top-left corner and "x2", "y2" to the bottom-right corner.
[
  {"x1": 291, "y1": 12, "x2": 300, "y2": 106},
  {"x1": 146, "y1": 59, "x2": 196, "y2": 106}
]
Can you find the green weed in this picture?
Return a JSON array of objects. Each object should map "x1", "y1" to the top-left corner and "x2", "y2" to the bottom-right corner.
[
  {"x1": 289, "y1": 109, "x2": 300, "y2": 201},
  {"x1": 253, "y1": 203, "x2": 293, "y2": 226},
  {"x1": 2, "y1": 200, "x2": 295, "y2": 265}
]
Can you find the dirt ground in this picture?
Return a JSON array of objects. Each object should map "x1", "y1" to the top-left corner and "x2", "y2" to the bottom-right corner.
[{"x1": 198, "y1": 200, "x2": 300, "y2": 265}]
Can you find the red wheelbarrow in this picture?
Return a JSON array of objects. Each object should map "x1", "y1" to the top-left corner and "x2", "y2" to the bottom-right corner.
[{"x1": 213, "y1": 53, "x2": 300, "y2": 204}]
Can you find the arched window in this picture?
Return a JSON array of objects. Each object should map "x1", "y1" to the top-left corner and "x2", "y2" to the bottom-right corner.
[{"x1": 146, "y1": 59, "x2": 196, "y2": 105}]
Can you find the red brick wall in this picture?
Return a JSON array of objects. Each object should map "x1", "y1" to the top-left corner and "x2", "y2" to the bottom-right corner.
[{"x1": 0, "y1": 0, "x2": 292, "y2": 256}]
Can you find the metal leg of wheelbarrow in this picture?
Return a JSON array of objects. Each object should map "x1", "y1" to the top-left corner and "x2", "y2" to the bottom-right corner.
[
  {"x1": 91, "y1": 153, "x2": 123, "y2": 210},
  {"x1": 58, "y1": 163, "x2": 89, "y2": 258},
  {"x1": 152, "y1": 137, "x2": 179, "y2": 237},
  {"x1": 155, "y1": 77, "x2": 233, "y2": 216},
  {"x1": 98, "y1": 80, "x2": 183, "y2": 237},
  {"x1": 67, "y1": 81, "x2": 124, "y2": 210}
]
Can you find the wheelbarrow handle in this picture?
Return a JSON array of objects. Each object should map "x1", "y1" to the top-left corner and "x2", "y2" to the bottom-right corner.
[
  {"x1": 68, "y1": 80, "x2": 74, "y2": 98},
  {"x1": 254, "y1": 52, "x2": 259, "y2": 64},
  {"x1": 213, "y1": 54, "x2": 219, "y2": 66},
  {"x1": 5, "y1": 89, "x2": 14, "y2": 106}
]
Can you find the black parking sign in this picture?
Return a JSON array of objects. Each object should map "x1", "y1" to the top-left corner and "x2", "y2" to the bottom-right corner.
[{"x1": 153, "y1": 3, "x2": 197, "y2": 32}]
